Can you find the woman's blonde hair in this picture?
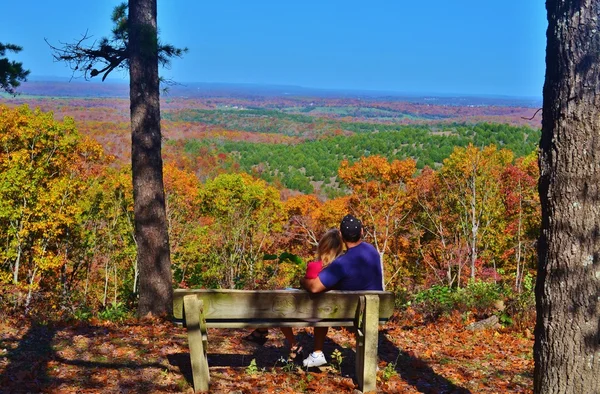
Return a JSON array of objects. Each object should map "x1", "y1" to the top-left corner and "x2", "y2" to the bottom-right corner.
[{"x1": 317, "y1": 229, "x2": 344, "y2": 266}]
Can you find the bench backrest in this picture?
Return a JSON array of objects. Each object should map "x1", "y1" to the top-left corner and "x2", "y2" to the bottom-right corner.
[{"x1": 173, "y1": 289, "x2": 394, "y2": 326}]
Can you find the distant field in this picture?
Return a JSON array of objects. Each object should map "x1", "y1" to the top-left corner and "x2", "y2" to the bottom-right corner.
[
  {"x1": 281, "y1": 105, "x2": 445, "y2": 122},
  {"x1": 181, "y1": 122, "x2": 539, "y2": 194},
  {"x1": 0, "y1": 90, "x2": 541, "y2": 195}
]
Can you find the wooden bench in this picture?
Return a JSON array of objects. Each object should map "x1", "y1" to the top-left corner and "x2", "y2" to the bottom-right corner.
[{"x1": 173, "y1": 289, "x2": 394, "y2": 393}]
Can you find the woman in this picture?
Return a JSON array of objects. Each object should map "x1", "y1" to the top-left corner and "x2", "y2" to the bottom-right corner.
[{"x1": 243, "y1": 229, "x2": 344, "y2": 361}]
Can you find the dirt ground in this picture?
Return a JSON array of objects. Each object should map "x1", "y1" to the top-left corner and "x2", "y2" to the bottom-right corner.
[{"x1": 0, "y1": 311, "x2": 533, "y2": 393}]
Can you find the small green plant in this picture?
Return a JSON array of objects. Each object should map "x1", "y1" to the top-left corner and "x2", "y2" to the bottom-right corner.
[
  {"x1": 276, "y1": 357, "x2": 296, "y2": 373},
  {"x1": 296, "y1": 379, "x2": 307, "y2": 392},
  {"x1": 98, "y1": 301, "x2": 128, "y2": 322},
  {"x1": 499, "y1": 312, "x2": 514, "y2": 326},
  {"x1": 296, "y1": 373, "x2": 314, "y2": 392},
  {"x1": 380, "y1": 361, "x2": 398, "y2": 381},
  {"x1": 503, "y1": 272, "x2": 536, "y2": 329},
  {"x1": 380, "y1": 353, "x2": 400, "y2": 381},
  {"x1": 413, "y1": 281, "x2": 505, "y2": 320},
  {"x1": 462, "y1": 280, "x2": 502, "y2": 312},
  {"x1": 461, "y1": 310, "x2": 472, "y2": 324},
  {"x1": 176, "y1": 377, "x2": 188, "y2": 392},
  {"x1": 518, "y1": 272, "x2": 535, "y2": 309},
  {"x1": 73, "y1": 305, "x2": 93, "y2": 321},
  {"x1": 413, "y1": 285, "x2": 456, "y2": 318},
  {"x1": 245, "y1": 358, "x2": 259, "y2": 375},
  {"x1": 331, "y1": 349, "x2": 343, "y2": 373}
]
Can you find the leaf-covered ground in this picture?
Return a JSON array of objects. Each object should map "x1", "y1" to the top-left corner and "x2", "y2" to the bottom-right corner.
[{"x1": 0, "y1": 310, "x2": 533, "y2": 393}]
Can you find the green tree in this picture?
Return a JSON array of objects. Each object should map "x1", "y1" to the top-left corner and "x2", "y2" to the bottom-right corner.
[
  {"x1": 82, "y1": 167, "x2": 137, "y2": 309},
  {"x1": 49, "y1": 1, "x2": 186, "y2": 317},
  {"x1": 0, "y1": 42, "x2": 30, "y2": 94},
  {"x1": 439, "y1": 144, "x2": 512, "y2": 281},
  {"x1": 198, "y1": 173, "x2": 283, "y2": 289}
]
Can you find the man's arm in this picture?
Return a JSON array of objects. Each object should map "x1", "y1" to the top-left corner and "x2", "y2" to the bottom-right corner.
[{"x1": 300, "y1": 276, "x2": 327, "y2": 293}]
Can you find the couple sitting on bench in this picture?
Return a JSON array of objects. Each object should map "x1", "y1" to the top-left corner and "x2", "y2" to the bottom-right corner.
[{"x1": 243, "y1": 214, "x2": 383, "y2": 367}]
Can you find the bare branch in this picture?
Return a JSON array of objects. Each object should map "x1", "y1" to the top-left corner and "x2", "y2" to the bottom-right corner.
[
  {"x1": 45, "y1": 33, "x2": 128, "y2": 81},
  {"x1": 521, "y1": 107, "x2": 542, "y2": 121}
]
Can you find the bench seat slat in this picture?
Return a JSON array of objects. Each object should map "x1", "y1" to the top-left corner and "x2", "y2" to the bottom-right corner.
[{"x1": 201, "y1": 320, "x2": 390, "y2": 328}]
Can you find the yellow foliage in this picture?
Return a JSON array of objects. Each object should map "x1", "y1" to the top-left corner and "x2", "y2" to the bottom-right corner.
[
  {"x1": 0, "y1": 104, "x2": 108, "y2": 289},
  {"x1": 284, "y1": 194, "x2": 321, "y2": 217},
  {"x1": 315, "y1": 196, "x2": 350, "y2": 229},
  {"x1": 0, "y1": 271, "x2": 11, "y2": 284}
]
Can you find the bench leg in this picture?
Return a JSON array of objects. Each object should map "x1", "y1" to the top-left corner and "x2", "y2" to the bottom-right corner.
[
  {"x1": 184, "y1": 295, "x2": 210, "y2": 393},
  {"x1": 355, "y1": 295, "x2": 379, "y2": 393}
]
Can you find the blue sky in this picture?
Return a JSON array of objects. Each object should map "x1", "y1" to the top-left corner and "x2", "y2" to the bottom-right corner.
[{"x1": 2, "y1": 1, "x2": 546, "y2": 97}]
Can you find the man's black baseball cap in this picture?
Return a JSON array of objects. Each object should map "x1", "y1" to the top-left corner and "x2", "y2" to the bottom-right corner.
[{"x1": 340, "y1": 214, "x2": 362, "y2": 240}]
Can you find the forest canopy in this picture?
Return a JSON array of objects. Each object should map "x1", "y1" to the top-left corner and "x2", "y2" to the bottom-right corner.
[{"x1": 0, "y1": 102, "x2": 539, "y2": 322}]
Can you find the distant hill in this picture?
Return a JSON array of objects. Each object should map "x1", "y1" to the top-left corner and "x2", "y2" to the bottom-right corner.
[
  {"x1": 14, "y1": 80, "x2": 130, "y2": 98},
  {"x1": 14, "y1": 80, "x2": 542, "y2": 108}
]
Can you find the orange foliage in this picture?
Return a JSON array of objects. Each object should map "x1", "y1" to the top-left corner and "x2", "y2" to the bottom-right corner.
[
  {"x1": 315, "y1": 196, "x2": 351, "y2": 230},
  {"x1": 338, "y1": 156, "x2": 417, "y2": 290}
]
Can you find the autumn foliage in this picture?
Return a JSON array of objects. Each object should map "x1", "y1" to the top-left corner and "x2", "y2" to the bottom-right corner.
[{"x1": 0, "y1": 104, "x2": 541, "y2": 321}]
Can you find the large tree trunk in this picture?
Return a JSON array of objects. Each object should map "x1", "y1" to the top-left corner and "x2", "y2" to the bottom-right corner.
[
  {"x1": 129, "y1": 0, "x2": 172, "y2": 317},
  {"x1": 535, "y1": 1, "x2": 600, "y2": 393}
]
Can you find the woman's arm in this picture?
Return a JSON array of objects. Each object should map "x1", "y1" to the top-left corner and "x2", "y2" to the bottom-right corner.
[{"x1": 305, "y1": 261, "x2": 323, "y2": 279}]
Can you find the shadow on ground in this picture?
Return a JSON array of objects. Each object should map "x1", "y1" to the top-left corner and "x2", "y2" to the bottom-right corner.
[
  {"x1": 167, "y1": 326, "x2": 471, "y2": 393},
  {"x1": 0, "y1": 322, "x2": 183, "y2": 393},
  {"x1": 0, "y1": 324, "x2": 57, "y2": 392}
]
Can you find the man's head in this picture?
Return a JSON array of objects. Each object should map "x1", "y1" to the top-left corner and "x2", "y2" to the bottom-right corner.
[{"x1": 340, "y1": 214, "x2": 363, "y2": 243}]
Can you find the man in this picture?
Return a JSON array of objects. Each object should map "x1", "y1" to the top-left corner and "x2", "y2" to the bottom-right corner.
[{"x1": 300, "y1": 214, "x2": 383, "y2": 367}]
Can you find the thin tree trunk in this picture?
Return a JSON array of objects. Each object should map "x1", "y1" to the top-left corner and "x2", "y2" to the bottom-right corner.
[
  {"x1": 13, "y1": 242, "x2": 21, "y2": 284},
  {"x1": 24, "y1": 266, "x2": 38, "y2": 312},
  {"x1": 515, "y1": 181, "x2": 523, "y2": 292},
  {"x1": 379, "y1": 251, "x2": 385, "y2": 291},
  {"x1": 113, "y1": 263, "x2": 118, "y2": 305},
  {"x1": 129, "y1": 0, "x2": 172, "y2": 317},
  {"x1": 84, "y1": 258, "x2": 90, "y2": 301},
  {"x1": 11, "y1": 204, "x2": 27, "y2": 284},
  {"x1": 534, "y1": 1, "x2": 600, "y2": 392},
  {"x1": 470, "y1": 171, "x2": 478, "y2": 280},
  {"x1": 132, "y1": 256, "x2": 139, "y2": 294},
  {"x1": 103, "y1": 257, "x2": 109, "y2": 307}
]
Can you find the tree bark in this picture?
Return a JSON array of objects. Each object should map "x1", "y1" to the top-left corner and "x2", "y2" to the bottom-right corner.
[
  {"x1": 129, "y1": 0, "x2": 172, "y2": 317},
  {"x1": 535, "y1": 1, "x2": 600, "y2": 393}
]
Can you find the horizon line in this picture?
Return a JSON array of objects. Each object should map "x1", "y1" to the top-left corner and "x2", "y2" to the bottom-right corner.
[{"x1": 23, "y1": 75, "x2": 543, "y2": 102}]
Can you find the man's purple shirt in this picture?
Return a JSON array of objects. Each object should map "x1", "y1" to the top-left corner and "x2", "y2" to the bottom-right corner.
[{"x1": 318, "y1": 242, "x2": 383, "y2": 291}]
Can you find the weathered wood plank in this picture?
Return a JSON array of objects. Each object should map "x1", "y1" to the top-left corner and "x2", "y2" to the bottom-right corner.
[
  {"x1": 179, "y1": 321, "x2": 356, "y2": 329},
  {"x1": 183, "y1": 295, "x2": 210, "y2": 393},
  {"x1": 355, "y1": 296, "x2": 366, "y2": 391},
  {"x1": 173, "y1": 289, "x2": 394, "y2": 323},
  {"x1": 355, "y1": 295, "x2": 379, "y2": 393}
]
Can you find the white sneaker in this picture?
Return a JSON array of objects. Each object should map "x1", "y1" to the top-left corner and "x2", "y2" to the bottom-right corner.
[{"x1": 303, "y1": 351, "x2": 327, "y2": 367}]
